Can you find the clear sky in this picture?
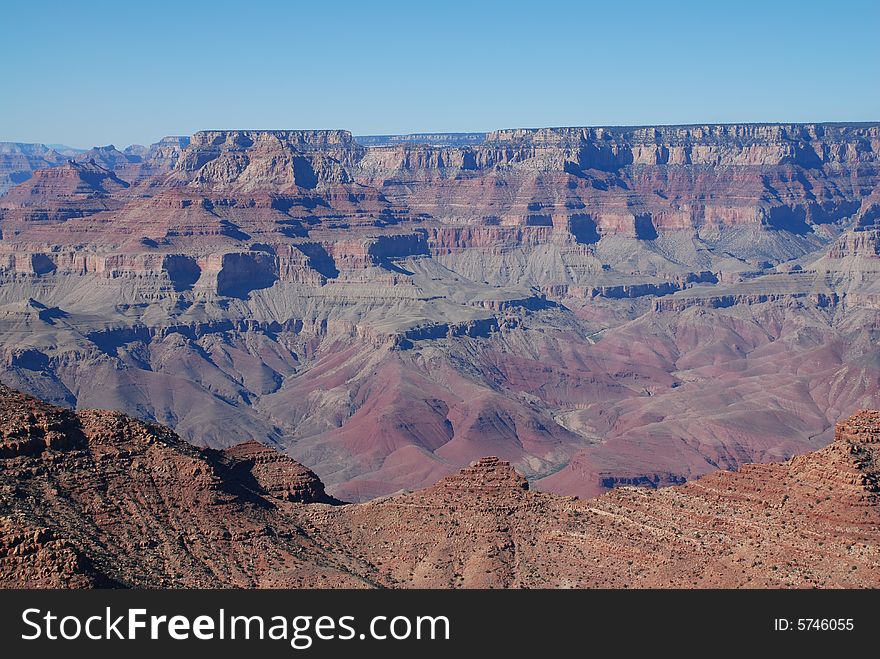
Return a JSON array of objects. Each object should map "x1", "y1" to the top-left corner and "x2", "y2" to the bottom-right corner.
[{"x1": 2, "y1": 0, "x2": 878, "y2": 148}]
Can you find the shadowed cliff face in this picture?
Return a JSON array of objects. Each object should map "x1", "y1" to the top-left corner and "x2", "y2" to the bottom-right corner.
[
  {"x1": 0, "y1": 123, "x2": 879, "y2": 501},
  {"x1": 1, "y1": 385, "x2": 878, "y2": 589}
]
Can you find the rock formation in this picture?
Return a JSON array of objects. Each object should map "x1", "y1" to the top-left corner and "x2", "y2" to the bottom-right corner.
[
  {"x1": 0, "y1": 143, "x2": 71, "y2": 195},
  {"x1": 0, "y1": 123, "x2": 879, "y2": 501},
  {"x1": 220, "y1": 440, "x2": 341, "y2": 504},
  {"x1": 1, "y1": 385, "x2": 877, "y2": 588},
  {"x1": 0, "y1": 385, "x2": 367, "y2": 588},
  {"x1": 0, "y1": 137, "x2": 187, "y2": 195}
]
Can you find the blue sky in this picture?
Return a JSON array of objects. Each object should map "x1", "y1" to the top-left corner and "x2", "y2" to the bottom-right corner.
[{"x1": 2, "y1": 0, "x2": 878, "y2": 148}]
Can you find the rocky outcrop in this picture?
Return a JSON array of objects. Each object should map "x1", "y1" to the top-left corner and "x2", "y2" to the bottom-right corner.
[
  {"x1": 826, "y1": 191, "x2": 880, "y2": 258},
  {"x1": 432, "y1": 456, "x2": 529, "y2": 492},
  {"x1": 71, "y1": 137, "x2": 188, "y2": 184},
  {"x1": 0, "y1": 385, "x2": 362, "y2": 588},
  {"x1": 221, "y1": 440, "x2": 342, "y2": 504},
  {"x1": 835, "y1": 410, "x2": 880, "y2": 444},
  {"x1": 0, "y1": 518, "x2": 114, "y2": 588},
  {"x1": 544, "y1": 271, "x2": 717, "y2": 301},
  {"x1": 828, "y1": 231, "x2": 880, "y2": 258},
  {"x1": 73, "y1": 146, "x2": 142, "y2": 178},
  {"x1": 3, "y1": 384, "x2": 879, "y2": 588},
  {"x1": 0, "y1": 385, "x2": 85, "y2": 457},
  {"x1": 2, "y1": 159, "x2": 128, "y2": 200},
  {"x1": 320, "y1": 412, "x2": 880, "y2": 588},
  {"x1": 173, "y1": 130, "x2": 363, "y2": 191},
  {"x1": 326, "y1": 233, "x2": 429, "y2": 269},
  {"x1": 651, "y1": 291, "x2": 841, "y2": 312}
]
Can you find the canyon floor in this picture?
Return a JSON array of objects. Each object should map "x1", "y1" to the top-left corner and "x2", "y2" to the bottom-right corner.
[{"x1": 1, "y1": 384, "x2": 878, "y2": 588}]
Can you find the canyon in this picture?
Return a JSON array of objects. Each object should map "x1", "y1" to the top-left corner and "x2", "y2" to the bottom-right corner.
[
  {"x1": 0, "y1": 123, "x2": 879, "y2": 502},
  {"x1": 1, "y1": 384, "x2": 877, "y2": 588}
]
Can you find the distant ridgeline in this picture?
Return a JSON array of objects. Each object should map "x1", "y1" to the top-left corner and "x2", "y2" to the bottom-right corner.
[{"x1": 354, "y1": 132, "x2": 487, "y2": 147}]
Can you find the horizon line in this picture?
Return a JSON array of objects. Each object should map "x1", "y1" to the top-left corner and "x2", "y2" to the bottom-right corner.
[{"x1": 4, "y1": 119, "x2": 880, "y2": 152}]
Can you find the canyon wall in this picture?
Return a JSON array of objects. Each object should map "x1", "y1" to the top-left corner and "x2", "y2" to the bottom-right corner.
[{"x1": 0, "y1": 123, "x2": 879, "y2": 501}]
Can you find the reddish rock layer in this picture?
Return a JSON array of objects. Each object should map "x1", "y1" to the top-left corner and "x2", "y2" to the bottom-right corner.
[
  {"x1": 221, "y1": 440, "x2": 341, "y2": 504},
  {"x1": 1, "y1": 385, "x2": 878, "y2": 589},
  {"x1": 0, "y1": 161, "x2": 129, "y2": 226},
  {"x1": 0, "y1": 385, "x2": 370, "y2": 588}
]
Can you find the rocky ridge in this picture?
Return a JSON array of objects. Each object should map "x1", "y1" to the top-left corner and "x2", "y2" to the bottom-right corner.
[
  {"x1": 1, "y1": 385, "x2": 877, "y2": 588},
  {"x1": 0, "y1": 137, "x2": 188, "y2": 196},
  {"x1": 0, "y1": 385, "x2": 369, "y2": 587}
]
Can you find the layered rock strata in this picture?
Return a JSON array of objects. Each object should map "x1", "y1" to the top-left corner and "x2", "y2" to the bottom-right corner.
[
  {"x1": 0, "y1": 123, "x2": 879, "y2": 501},
  {"x1": 1, "y1": 385, "x2": 878, "y2": 589}
]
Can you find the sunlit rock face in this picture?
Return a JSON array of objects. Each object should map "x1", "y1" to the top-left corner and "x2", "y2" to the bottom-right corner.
[{"x1": 2, "y1": 384, "x2": 878, "y2": 588}]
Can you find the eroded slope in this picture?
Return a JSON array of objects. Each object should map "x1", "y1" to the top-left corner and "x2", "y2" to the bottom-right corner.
[{"x1": 2, "y1": 386, "x2": 878, "y2": 588}]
